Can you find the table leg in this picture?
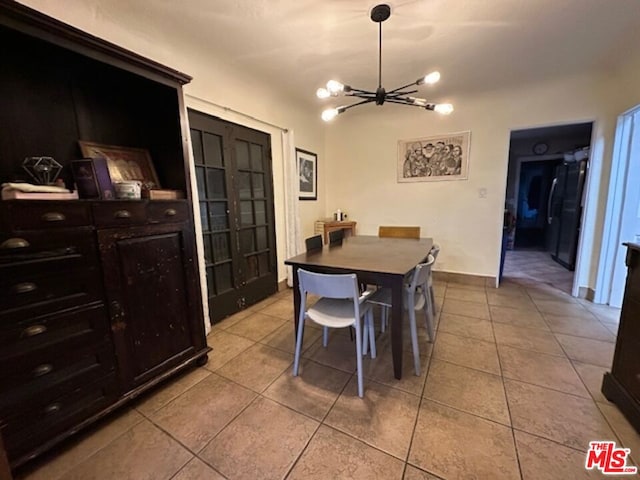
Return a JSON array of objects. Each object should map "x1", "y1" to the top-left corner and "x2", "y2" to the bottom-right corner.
[{"x1": 390, "y1": 278, "x2": 404, "y2": 379}]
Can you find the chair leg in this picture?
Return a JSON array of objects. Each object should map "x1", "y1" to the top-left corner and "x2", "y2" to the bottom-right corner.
[
  {"x1": 322, "y1": 326, "x2": 329, "y2": 347},
  {"x1": 424, "y1": 290, "x2": 435, "y2": 342},
  {"x1": 408, "y1": 299, "x2": 421, "y2": 376},
  {"x1": 380, "y1": 305, "x2": 388, "y2": 333},
  {"x1": 354, "y1": 318, "x2": 364, "y2": 398},
  {"x1": 429, "y1": 285, "x2": 437, "y2": 316},
  {"x1": 363, "y1": 321, "x2": 369, "y2": 356},
  {"x1": 293, "y1": 312, "x2": 306, "y2": 376},
  {"x1": 366, "y1": 309, "x2": 376, "y2": 359}
]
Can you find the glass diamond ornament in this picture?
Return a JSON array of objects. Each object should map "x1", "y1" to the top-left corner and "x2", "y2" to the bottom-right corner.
[{"x1": 22, "y1": 156, "x2": 62, "y2": 185}]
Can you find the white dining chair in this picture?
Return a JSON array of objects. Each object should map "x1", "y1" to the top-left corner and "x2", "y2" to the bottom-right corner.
[
  {"x1": 364, "y1": 254, "x2": 435, "y2": 376},
  {"x1": 293, "y1": 269, "x2": 375, "y2": 397},
  {"x1": 429, "y1": 244, "x2": 440, "y2": 316}
]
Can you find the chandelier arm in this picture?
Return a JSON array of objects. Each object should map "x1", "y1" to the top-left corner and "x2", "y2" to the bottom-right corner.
[
  {"x1": 343, "y1": 98, "x2": 377, "y2": 111},
  {"x1": 386, "y1": 99, "x2": 425, "y2": 107},
  {"x1": 387, "y1": 82, "x2": 420, "y2": 94},
  {"x1": 347, "y1": 88, "x2": 376, "y2": 95},
  {"x1": 386, "y1": 89, "x2": 419, "y2": 98}
]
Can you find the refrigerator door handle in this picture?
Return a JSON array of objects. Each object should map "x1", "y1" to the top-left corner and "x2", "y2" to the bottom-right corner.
[{"x1": 547, "y1": 177, "x2": 558, "y2": 225}]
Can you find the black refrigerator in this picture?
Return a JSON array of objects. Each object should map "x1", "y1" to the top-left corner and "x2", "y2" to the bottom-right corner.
[{"x1": 546, "y1": 157, "x2": 588, "y2": 270}]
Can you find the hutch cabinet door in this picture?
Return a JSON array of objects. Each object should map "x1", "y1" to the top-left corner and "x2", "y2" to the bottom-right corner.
[{"x1": 98, "y1": 223, "x2": 197, "y2": 389}]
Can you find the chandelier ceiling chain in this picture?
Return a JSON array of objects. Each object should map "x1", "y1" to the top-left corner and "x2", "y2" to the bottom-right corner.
[{"x1": 317, "y1": 3, "x2": 454, "y2": 121}]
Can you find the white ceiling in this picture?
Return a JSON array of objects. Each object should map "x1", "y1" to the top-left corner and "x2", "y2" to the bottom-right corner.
[{"x1": 37, "y1": 0, "x2": 640, "y2": 107}]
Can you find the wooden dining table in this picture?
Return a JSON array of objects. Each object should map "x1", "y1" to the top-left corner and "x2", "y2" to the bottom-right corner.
[{"x1": 284, "y1": 235, "x2": 433, "y2": 379}]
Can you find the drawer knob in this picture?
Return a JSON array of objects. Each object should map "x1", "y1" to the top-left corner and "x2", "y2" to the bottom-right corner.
[
  {"x1": 0, "y1": 237, "x2": 30, "y2": 249},
  {"x1": 164, "y1": 208, "x2": 177, "y2": 217},
  {"x1": 44, "y1": 403, "x2": 61, "y2": 415},
  {"x1": 12, "y1": 282, "x2": 37, "y2": 294},
  {"x1": 41, "y1": 212, "x2": 66, "y2": 222},
  {"x1": 114, "y1": 210, "x2": 132, "y2": 219},
  {"x1": 33, "y1": 363, "x2": 53, "y2": 377},
  {"x1": 22, "y1": 324, "x2": 47, "y2": 337}
]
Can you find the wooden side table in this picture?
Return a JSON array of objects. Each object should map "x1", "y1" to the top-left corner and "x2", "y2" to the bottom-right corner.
[{"x1": 314, "y1": 219, "x2": 357, "y2": 244}]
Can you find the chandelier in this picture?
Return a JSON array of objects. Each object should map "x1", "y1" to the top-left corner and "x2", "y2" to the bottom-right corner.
[{"x1": 317, "y1": 3, "x2": 454, "y2": 121}]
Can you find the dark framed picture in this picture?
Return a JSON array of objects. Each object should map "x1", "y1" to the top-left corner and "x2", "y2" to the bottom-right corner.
[
  {"x1": 297, "y1": 148, "x2": 317, "y2": 200},
  {"x1": 78, "y1": 140, "x2": 161, "y2": 190}
]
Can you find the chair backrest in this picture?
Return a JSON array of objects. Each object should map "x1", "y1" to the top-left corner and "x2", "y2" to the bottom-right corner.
[
  {"x1": 406, "y1": 254, "x2": 435, "y2": 291},
  {"x1": 430, "y1": 243, "x2": 440, "y2": 261},
  {"x1": 298, "y1": 268, "x2": 359, "y2": 299},
  {"x1": 328, "y1": 228, "x2": 344, "y2": 245},
  {"x1": 378, "y1": 226, "x2": 420, "y2": 239},
  {"x1": 305, "y1": 234, "x2": 323, "y2": 251}
]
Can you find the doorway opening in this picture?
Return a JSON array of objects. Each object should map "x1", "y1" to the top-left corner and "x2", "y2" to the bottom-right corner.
[
  {"x1": 596, "y1": 105, "x2": 640, "y2": 307},
  {"x1": 501, "y1": 122, "x2": 593, "y2": 295}
]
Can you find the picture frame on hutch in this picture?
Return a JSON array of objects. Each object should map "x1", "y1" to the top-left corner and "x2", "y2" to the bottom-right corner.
[{"x1": 78, "y1": 140, "x2": 161, "y2": 190}]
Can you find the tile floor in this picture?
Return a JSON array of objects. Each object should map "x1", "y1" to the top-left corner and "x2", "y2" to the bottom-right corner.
[
  {"x1": 16, "y1": 276, "x2": 639, "y2": 480},
  {"x1": 504, "y1": 249, "x2": 575, "y2": 294}
]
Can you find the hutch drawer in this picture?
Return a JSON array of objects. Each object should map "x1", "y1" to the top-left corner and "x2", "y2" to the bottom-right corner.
[
  {"x1": 0, "y1": 229, "x2": 96, "y2": 265},
  {"x1": 0, "y1": 344, "x2": 115, "y2": 405},
  {"x1": 147, "y1": 200, "x2": 189, "y2": 223},
  {"x1": 0, "y1": 266, "x2": 103, "y2": 317},
  {"x1": 2, "y1": 202, "x2": 92, "y2": 230},
  {"x1": 2, "y1": 374, "x2": 119, "y2": 462},
  {"x1": 0, "y1": 302, "x2": 108, "y2": 348},
  {"x1": 92, "y1": 202, "x2": 148, "y2": 227}
]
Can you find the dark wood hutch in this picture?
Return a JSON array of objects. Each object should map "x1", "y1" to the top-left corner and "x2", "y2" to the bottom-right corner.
[
  {"x1": 0, "y1": 1, "x2": 210, "y2": 473},
  {"x1": 602, "y1": 243, "x2": 640, "y2": 434}
]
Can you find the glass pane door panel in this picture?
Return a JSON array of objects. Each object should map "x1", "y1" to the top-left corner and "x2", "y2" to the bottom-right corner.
[
  {"x1": 196, "y1": 167, "x2": 206, "y2": 199},
  {"x1": 250, "y1": 143, "x2": 263, "y2": 171},
  {"x1": 207, "y1": 169, "x2": 226, "y2": 198},
  {"x1": 246, "y1": 255, "x2": 259, "y2": 281},
  {"x1": 215, "y1": 263, "x2": 233, "y2": 293},
  {"x1": 199, "y1": 202, "x2": 209, "y2": 232},
  {"x1": 252, "y1": 173, "x2": 264, "y2": 197},
  {"x1": 190, "y1": 129, "x2": 204, "y2": 165},
  {"x1": 240, "y1": 229, "x2": 255, "y2": 254},
  {"x1": 258, "y1": 252, "x2": 270, "y2": 275},
  {"x1": 203, "y1": 235, "x2": 213, "y2": 264},
  {"x1": 256, "y1": 226, "x2": 268, "y2": 251},
  {"x1": 240, "y1": 201, "x2": 253, "y2": 226},
  {"x1": 206, "y1": 267, "x2": 215, "y2": 296},
  {"x1": 210, "y1": 202, "x2": 228, "y2": 231},
  {"x1": 212, "y1": 233, "x2": 231, "y2": 262},
  {"x1": 236, "y1": 141, "x2": 250, "y2": 170},
  {"x1": 254, "y1": 201, "x2": 266, "y2": 225},
  {"x1": 203, "y1": 133, "x2": 224, "y2": 166},
  {"x1": 238, "y1": 172, "x2": 252, "y2": 199}
]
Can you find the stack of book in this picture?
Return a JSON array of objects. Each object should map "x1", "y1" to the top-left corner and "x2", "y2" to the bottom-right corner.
[{"x1": 1, "y1": 182, "x2": 78, "y2": 200}]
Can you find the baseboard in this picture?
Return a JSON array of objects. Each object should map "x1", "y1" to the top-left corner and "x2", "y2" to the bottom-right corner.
[
  {"x1": 578, "y1": 286, "x2": 596, "y2": 301},
  {"x1": 433, "y1": 270, "x2": 497, "y2": 288},
  {"x1": 277, "y1": 279, "x2": 289, "y2": 292}
]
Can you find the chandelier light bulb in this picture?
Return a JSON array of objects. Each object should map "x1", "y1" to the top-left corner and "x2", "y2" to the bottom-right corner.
[
  {"x1": 316, "y1": 87, "x2": 330, "y2": 99},
  {"x1": 422, "y1": 71, "x2": 441, "y2": 85},
  {"x1": 321, "y1": 108, "x2": 340, "y2": 121},
  {"x1": 326, "y1": 80, "x2": 345, "y2": 94},
  {"x1": 434, "y1": 103, "x2": 454, "y2": 115}
]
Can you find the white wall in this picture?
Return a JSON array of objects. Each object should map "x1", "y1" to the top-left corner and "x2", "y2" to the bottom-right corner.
[{"x1": 324, "y1": 73, "x2": 619, "y2": 284}]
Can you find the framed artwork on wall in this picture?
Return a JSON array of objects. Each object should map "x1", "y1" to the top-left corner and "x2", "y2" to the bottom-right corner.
[
  {"x1": 297, "y1": 148, "x2": 317, "y2": 200},
  {"x1": 397, "y1": 131, "x2": 471, "y2": 182}
]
